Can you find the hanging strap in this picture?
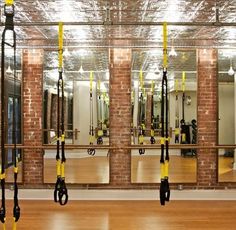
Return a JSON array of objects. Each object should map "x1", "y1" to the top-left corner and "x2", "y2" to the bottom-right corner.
[
  {"x1": 174, "y1": 79, "x2": 180, "y2": 143},
  {"x1": 97, "y1": 80, "x2": 103, "y2": 145},
  {"x1": 150, "y1": 81, "x2": 155, "y2": 144},
  {"x1": 160, "y1": 22, "x2": 170, "y2": 206},
  {"x1": 88, "y1": 71, "x2": 96, "y2": 156},
  {"x1": 54, "y1": 22, "x2": 68, "y2": 206},
  {"x1": 1, "y1": 1, "x2": 18, "y2": 229}
]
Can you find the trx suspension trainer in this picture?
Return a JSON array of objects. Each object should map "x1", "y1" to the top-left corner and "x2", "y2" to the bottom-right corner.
[
  {"x1": 87, "y1": 71, "x2": 96, "y2": 156},
  {"x1": 1, "y1": 0, "x2": 20, "y2": 229},
  {"x1": 174, "y1": 79, "x2": 180, "y2": 143},
  {"x1": 96, "y1": 80, "x2": 103, "y2": 145},
  {"x1": 150, "y1": 81, "x2": 156, "y2": 144},
  {"x1": 138, "y1": 69, "x2": 145, "y2": 155},
  {"x1": 159, "y1": 22, "x2": 170, "y2": 206},
  {"x1": 54, "y1": 22, "x2": 68, "y2": 206}
]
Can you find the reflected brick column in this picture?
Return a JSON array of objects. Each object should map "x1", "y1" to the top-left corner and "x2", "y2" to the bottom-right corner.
[
  {"x1": 197, "y1": 49, "x2": 218, "y2": 187},
  {"x1": 23, "y1": 49, "x2": 43, "y2": 184},
  {"x1": 109, "y1": 48, "x2": 132, "y2": 186}
]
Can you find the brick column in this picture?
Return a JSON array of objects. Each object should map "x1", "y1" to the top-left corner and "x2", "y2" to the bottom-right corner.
[
  {"x1": 109, "y1": 48, "x2": 132, "y2": 186},
  {"x1": 197, "y1": 49, "x2": 218, "y2": 186},
  {"x1": 22, "y1": 49, "x2": 44, "y2": 184},
  {"x1": 146, "y1": 93, "x2": 152, "y2": 136}
]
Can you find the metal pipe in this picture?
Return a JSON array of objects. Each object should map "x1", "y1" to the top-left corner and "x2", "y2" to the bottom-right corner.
[
  {"x1": 1, "y1": 21, "x2": 236, "y2": 27},
  {"x1": 4, "y1": 144, "x2": 236, "y2": 150}
]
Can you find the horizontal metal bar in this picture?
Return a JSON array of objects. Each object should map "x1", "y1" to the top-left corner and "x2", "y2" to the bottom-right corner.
[
  {"x1": 1, "y1": 21, "x2": 236, "y2": 27},
  {"x1": 4, "y1": 144, "x2": 236, "y2": 150}
]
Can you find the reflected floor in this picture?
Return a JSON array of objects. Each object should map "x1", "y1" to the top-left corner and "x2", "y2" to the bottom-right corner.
[
  {"x1": 44, "y1": 150, "x2": 110, "y2": 184},
  {"x1": 219, "y1": 156, "x2": 236, "y2": 182}
]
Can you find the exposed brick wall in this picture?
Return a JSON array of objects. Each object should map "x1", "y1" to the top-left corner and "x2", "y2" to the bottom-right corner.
[
  {"x1": 197, "y1": 49, "x2": 218, "y2": 187},
  {"x1": 22, "y1": 49, "x2": 44, "y2": 184},
  {"x1": 109, "y1": 48, "x2": 132, "y2": 186}
]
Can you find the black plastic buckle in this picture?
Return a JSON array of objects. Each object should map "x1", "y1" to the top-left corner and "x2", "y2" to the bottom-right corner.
[
  {"x1": 54, "y1": 177, "x2": 61, "y2": 203},
  {"x1": 0, "y1": 206, "x2": 6, "y2": 224},
  {"x1": 87, "y1": 148, "x2": 96, "y2": 156},
  {"x1": 13, "y1": 205, "x2": 20, "y2": 222},
  {"x1": 97, "y1": 137, "x2": 103, "y2": 145},
  {"x1": 150, "y1": 136, "x2": 155, "y2": 144},
  {"x1": 139, "y1": 148, "x2": 145, "y2": 155},
  {"x1": 4, "y1": 4, "x2": 14, "y2": 30},
  {"x1": 58, "y1": 180, "x2": 68, "y2": 206},
  {"x1": 159, "y1": 179, "x2": 170, "y2": 206}
]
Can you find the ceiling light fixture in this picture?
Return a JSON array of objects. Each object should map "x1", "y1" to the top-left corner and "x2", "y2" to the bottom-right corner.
[
  {"x1": 79, "y1": 65, "x2": 84, "y2": 74},
  {"x1": 169, "y1": 39, "x2": 177, "y2": 57},
  {"x1": 228, "y1": 59, "x2": 235, "y2": 76},
  {"x1": 6, "y1": 64, "x2": 13, "y2": 74}
]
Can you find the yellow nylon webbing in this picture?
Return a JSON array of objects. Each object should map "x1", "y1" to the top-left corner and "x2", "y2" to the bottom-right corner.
[
  {"x1": 139, "y1": 135, "x2": 144, "y2": 144},
  {"x1": 164, "y1": 160, "x2": 169, "y2": 177},
  {"x1": 90, "y1": 71, "x2": 93, "y2": 93},
  {"x1": 163, "y1": 22, "x2": 168, "y2": 69},
  {"x1": 175, "y1": 128, "x2": 180, "y2": 135},
  {"x1": 139, "y1": 69, "x2": 144, "y2": 93},
  {"x1": 58, "y1": 22, "x2": 63, "y2": 69},
  {"x1": 61, "y1": 134, "x2": 65, "y2": 142},
  {"x1": 98, "y1": 130, "x2": 103, "y2": 137},
  {"x1": 182, "y1": 133, "x2": 186, "y2": 142},
  {"x1": 12, "y1": 220, "x2": 16, "y2": 230},
  {"x1": 151, "y1": 129, "x2": 155, "y2": 137},
  {"x1": 0, "y1": 173, "x2": 6, "y2": 180},
  {"x1": 14, "y1": 167, "x2": 18, "y2": 173},
  {"x1": 161, "y1": 163, "x2": 165, "y2": 179},
  {"x1": 151, "y1": 80, "x2": 154, "y2": 94},
  {"x1": 5, "y1": 0, "x2": 14, "y2": 6},
  {"x1": 182, "y1": 71, "x2": 186, "y2": 92},
  {"x1": 89, "y1": 135, "x2": 95, "y2": 144},
  {"x1": 61, "y1": 162, "x2": 65, "y2": 178},
  {"x1": 160, "y1": 137, "x2": 165, "y2": 145},
  {"x1": 56, "y1": 160, "x2": 61, "y2": 176},
  {"x1": 175, "y1": 79, "x2": 179, "y2": 92}
]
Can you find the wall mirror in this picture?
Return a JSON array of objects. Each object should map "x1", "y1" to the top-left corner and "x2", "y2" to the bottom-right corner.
[
  {"x1": 43, "y1": 49, "x2": 110, "y2": 184},
  {"x1": 131, "y1": 48, "x2": 197, "y2": 183},
  {"x1": 2, "y1": 50, "x2": 23, "y2": 183},
  {"x1": 218, "y1": 49, "x2": 236, "y2": 182}
]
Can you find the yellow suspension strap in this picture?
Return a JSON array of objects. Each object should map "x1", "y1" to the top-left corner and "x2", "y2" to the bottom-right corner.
[
  {"x1": 180, "y1": 71, "x2": 187, "y2": 144},
  {"x1": 54, "y1": 22, "x2": 68, "y2": 206},
  {"x1": 1, "y1": 1, "x2": 19, "y2": 229},
  {"x1": 87, "y1": 71, "x2": 96, "y2": 156},
  {"x1": 174, "y1": 79, "x2": 180, "y2": 143},
  {"x1": 150, "y1": 81, "x2": 156, "y2": 144},
  {"x1": 96, "y1": 80, "x2": 103, "y2": 145},
  {"x1": 160, "y1": 22, "x2": 170, "y2": 206},
  {"x1": 138, "y1": 69, "x2": 145, "y2": 155}
]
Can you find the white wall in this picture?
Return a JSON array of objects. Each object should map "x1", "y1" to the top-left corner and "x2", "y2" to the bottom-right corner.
[
  {"x1": 73, "y1": 81, "x2": 97, "y2": 145},
  {"x1": 169, "y1": 90, "x2": 197, "y2": 129},
  {"x1": 219, "y1": 83, "x2": 234, "y2": 144}
]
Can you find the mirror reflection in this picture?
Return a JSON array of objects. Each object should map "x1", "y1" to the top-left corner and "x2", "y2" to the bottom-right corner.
[
  {"x1": 218, "y1": 49, "x2": 236, "y2": 182},
  {"x1": 131, "y1": 49, "x2": 197, "y2": 183},
  {"x1": 43, "y1": 49, "x2": 110, "y2": 184}
]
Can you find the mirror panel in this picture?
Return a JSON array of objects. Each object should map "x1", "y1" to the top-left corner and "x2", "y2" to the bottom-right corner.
[
  {"x1": 43, "y1": 49, "x2": 110, "y2": 184},
  {"x1": 131, "y1": 48, "x2": 197, "y2": 183}
]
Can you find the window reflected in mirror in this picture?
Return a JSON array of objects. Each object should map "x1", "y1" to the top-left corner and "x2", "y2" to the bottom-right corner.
[
  {"x1": 4, "y1": 50, "x2": 23, "y2": 183},
  {"x1": 218, "y1": 49, "x2": 236, "y2": 182},
  {"x1": 131, "y1": 49, "x2": 197, "y2": 183},
  {"x1": 43, "y1": 49, "x2": 110, "y2": 183}
]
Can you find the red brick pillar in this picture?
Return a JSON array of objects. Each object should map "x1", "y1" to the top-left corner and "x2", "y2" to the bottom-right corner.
[
  {"x1": 109, "y1": 48, "x2": 131, "y2": 186},
  {"x1": 22, "y1": 49, "x2": 44, "y2": 184},
  {"x1": 197, "y1": 49, "x2": 218, "y2": 186}
]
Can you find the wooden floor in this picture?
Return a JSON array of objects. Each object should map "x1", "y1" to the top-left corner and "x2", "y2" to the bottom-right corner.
[
  {"x1": 44, "y1": 155, "x2": 236, "y2": 183},
  {"x1": 3, "y1": 200, "x2": 236, "y2": 230}
]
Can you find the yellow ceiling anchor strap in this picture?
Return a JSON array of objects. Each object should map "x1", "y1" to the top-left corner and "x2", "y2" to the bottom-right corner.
[
  {"x1": 58, "y1": 22, "x2": 63, "y2": 70},
  {"x1": 5, "y1": 0, "x2": 14, "y2": 5}
]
